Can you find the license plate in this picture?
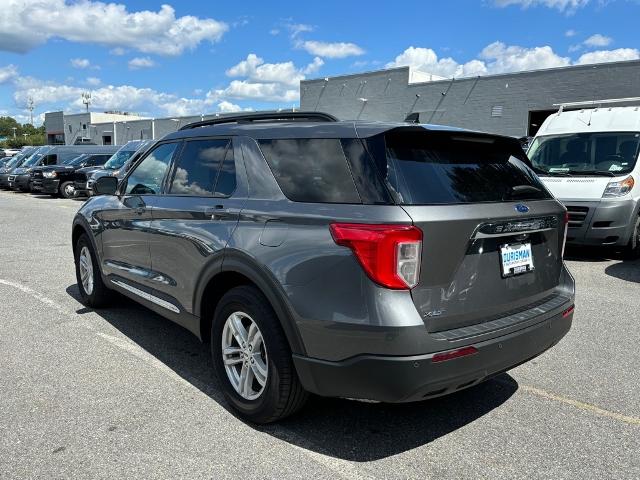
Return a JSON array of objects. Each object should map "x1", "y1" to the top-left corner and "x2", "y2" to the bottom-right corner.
[{"x1": 500, "y1": 243, "x2": 534, "y2": 277}]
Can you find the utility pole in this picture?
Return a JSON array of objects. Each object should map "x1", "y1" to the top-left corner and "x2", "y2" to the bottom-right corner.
[
  {"x1": 82, "y1": 92, "x2": 91, "y2": 112},
  {"x1": 27, "y1": 97, "x2": 35, "y2": 126}
]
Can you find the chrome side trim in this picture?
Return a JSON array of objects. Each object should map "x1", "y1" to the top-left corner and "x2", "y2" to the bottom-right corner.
[{"x1": 111, "y1": 279, "x2": 180, "y2": 314}]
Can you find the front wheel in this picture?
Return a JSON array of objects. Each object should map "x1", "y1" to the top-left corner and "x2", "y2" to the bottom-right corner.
[
  {"x1": 211, "y1": 286, "x2": 307, "y2": 423},
  {"x1": 74, "y1": 233, "x2": 112, "y2": 308},
  {"x1": 59, "y1": 181, "x2": 76, "y2": 199},
  {"x1": 624, "y1": 215, "x2": 640, "y2": 260}
]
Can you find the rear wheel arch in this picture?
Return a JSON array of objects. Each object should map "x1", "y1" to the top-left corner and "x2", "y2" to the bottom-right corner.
[{"x1": 196, "y1": 254, "x2": 306, "y2": 355}]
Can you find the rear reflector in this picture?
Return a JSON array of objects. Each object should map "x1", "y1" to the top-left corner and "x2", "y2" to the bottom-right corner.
[
  {"x1": 432, "y1": 346, "x2": 478, "y2": 363},
  {"x1": 562, "y1": 305, "x2": 575, "y2": 318}
]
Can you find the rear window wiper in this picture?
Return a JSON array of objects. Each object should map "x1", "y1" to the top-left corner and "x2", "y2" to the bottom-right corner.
[{"x1": 503, "y1": 184, "x2": 545, "y2": 200}]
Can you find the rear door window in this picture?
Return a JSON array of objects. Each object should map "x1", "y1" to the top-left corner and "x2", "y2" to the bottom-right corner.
[
  {"x1": 258, "y1": 139, "x2": 360, "y2": 203},
  {"x1": 366, "y1": 130, "x2": 551, "y2": 204},
  {"x1": 169, "y1": 139, "x2": 230, "y2": 196},
  {"x1": 214, "y1": 145, "x2": 236, "y2": 197}
]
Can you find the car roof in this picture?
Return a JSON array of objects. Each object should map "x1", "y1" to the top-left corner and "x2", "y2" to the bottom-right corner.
[{"x1": 162, "y1": 120, "x2": 497, "y2": 142}]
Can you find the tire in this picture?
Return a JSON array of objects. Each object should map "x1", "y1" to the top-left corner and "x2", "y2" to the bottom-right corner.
[
  {"x1": 59, "y1": 181, "x2": 75, "y2": 199},
  {"x1": 211, "y1": 285, "x2": 308, "y2": 423},
  {"x1": 624, "y1": 215, "x2": 640, "y2": 260},
  {"x1": 74, "y1": 233, "x2": 112, "y2": 308}
]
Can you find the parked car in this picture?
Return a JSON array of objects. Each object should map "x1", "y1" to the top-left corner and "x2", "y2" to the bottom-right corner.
[
  {"x1": 75, "y1": 140, "x2": 155, "y2": 197},
  {"x1": 0, "y1": 147, "x2": 36, "y2": 188},
  {"x1": 33, "y1": 153, "x2": 115, "y2": 198},
  {"x1": 528, "y1": 105, "x2": 640, "y2": 258},
  {"x1": 9, "y1": 145, "x2": 117, "y2": 192},
  {"x1": 7, "y1": 146, "x2": 53, "y2": 191},
  {"x1": 1, "y1": 148, "x2": 20, "y2": 158},
  {"x1": 73, "y1": 112, "x2": 575, "y2": 423}
]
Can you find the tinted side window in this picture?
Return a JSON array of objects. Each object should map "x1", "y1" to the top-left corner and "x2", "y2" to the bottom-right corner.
[
  {"x1": 126, "y1": 142, "x2": 179, "y2": 195},
  {"x1": 170, "y1": 139, "x2": 229, "y2": 195},
  {"x1": 214, "y1": 144, "x2": 236, "y2": 197},
  {"x1": 258, "y1": 139, "x2": 360, "y2": 203},
  {"x1": 88, "y1": 155, "x2": 110, "y2": 166},
  {"x1": 43, "y1": 154, "x2": 57, "y2": 165}
]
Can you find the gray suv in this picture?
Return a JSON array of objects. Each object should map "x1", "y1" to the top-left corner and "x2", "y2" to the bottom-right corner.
[{"x1": 72, "y1": 112, "x2": 575, "y2": 423}]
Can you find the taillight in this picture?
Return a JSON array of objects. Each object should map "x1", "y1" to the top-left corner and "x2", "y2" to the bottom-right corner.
[
  {"x1": 330, "y1": 223, "x2": 422, "y2": 289},
  {"x1": 562, "y1": 210, "x2": 569, "y2": 258}
]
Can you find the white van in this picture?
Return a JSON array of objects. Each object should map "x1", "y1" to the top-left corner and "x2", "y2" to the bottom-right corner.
[{"x1": 528, "y1": 104, "x2": 640, "y2": 258}]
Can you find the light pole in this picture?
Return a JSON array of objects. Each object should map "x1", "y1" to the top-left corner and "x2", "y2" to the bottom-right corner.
[
  {"x1": 27, "y1": 97, "x2": 35, "y2": 126},
  {"x1": 82, "y1": 92, "x2": 92, "y2": 112},
  {"x1": 12, "y1": 127, "x2": 17, "y2": 138}
]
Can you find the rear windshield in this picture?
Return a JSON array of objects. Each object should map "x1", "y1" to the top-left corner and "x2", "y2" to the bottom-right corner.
[{"x1": 366, "y1": 130, "x2": 551, "y2": 205}]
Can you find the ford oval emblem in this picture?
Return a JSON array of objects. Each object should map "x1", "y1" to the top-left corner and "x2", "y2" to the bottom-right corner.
[{"x1": 515, "y1": 204, "x2": 530, "y2": 213}]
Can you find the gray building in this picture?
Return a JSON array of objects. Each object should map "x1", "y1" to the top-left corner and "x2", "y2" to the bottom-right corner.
[
  {"x1": 45, "y1": 110, "x2": 296, "y2": 146},
  {"x1": 300, "y1": 59, "x2": 640, "y2": 137}
]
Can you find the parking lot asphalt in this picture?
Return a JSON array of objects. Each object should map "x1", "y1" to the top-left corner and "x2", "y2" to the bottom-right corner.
[{"x1": 0, "y1": 189, "x2": 638, "y2": 479}]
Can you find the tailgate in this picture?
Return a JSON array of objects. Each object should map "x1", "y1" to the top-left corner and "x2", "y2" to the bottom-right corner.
[{"x1": 404, "y1": 201, "x2": 566, "y2": 332}]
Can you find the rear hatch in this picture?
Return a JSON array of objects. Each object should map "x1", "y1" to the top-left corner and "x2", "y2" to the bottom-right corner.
[{"x1": 364, "y1": 128, "x2": 567, "y2": 334}]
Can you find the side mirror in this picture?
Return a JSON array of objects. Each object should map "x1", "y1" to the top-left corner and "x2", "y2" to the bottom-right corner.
[{"x1": 93, "y1": 176, "x2": 118, "y2": 196}]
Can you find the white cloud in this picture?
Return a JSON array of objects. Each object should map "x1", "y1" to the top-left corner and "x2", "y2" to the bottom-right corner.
[
  {"x1": 575, "y1": 48, "x2": 640, "y2": 65},
  {"x1": 86, "y1": 77, "x2": 101, "y2": 86},
  {"x1": 223, "y1": 53, "x2": 323, "y2": 103},
  {"x1": 210, "y1": 80, "x2": 299, "y2": 103},
  {"x1": 387, "y1": 42, "x2": 571, "y2": 78},
  {"x1": 0, "y1": 64, "x2": 18, "y2": 84},
  {"x1": 70, "y1": 58, "x2": 92, "y2": 69},
  {"x1": 299, "y1": 40, "x2": 365, "y2": 58},
  {"x1": 386, "y1": 46, "x2": 488, "y2": 78},
  {"x1": 286, "y1": 23, "x2": 314, "y2": 38},
  {"x1": 0, "y1": 1, "x2": 227, "y2": 56},
  {"x1": 110, "y1": 47, "x2": 126, "y2": 56},
  {"x1": 584, "y1": 34, "x2": 612, "y2": 47},
  {"x1": 480, "y1": 41, "x2": 570, "y2": 73},
  {"x1": 128, "y1": 57, "x2": 156, "y2": 70},
  {"x1": 565, "y1": 29, "x2": 577, "y2": 37},
  {"x1": 217, "y1": 100, "x2": 252, "y2": 113},
  {"x1": 303, "y1": 57, "x2": 324, "y2": 74},
  {"x1": 493, "y1": 0, "x2": 590, "y2": 12}
]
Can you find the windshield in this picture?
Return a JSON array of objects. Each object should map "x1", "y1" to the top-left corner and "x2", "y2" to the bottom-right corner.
[
  {"x1": 21, "y1": 147, "x2": 51, "y2": 167},
  {"x1": 104, "y1": 150, "x2": 135, "y2": 170},
  {"x1": 528, "y1": 132, "x2": 640, "y2": 176},
  {"x1": 64, "y1": 155, "x2": 88, "y2": 166}
]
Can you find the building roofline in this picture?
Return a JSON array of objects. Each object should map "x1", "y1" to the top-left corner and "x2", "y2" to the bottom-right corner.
[{"x1": 302, "y1": 59, "x2": 640, "y2": 86}]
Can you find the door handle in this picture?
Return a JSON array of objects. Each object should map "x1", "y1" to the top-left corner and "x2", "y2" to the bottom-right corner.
[
  {"x1": 135, "y1": 207, "x2": 145, "y2": 215},
  {"x1": 205, "y1": 205, "x2": 229, "y2": 220}
]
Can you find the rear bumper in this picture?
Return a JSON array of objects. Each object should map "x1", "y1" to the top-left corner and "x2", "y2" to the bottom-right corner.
[
  {"x1": 565, "y1": 199, "x2": 638, "y2": 247},
  {"x1": 293, "y1": 309, "x2": 573, "y2": 403}
]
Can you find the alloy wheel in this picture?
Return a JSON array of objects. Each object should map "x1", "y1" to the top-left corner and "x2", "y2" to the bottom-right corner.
[
  {"x1": 221, "y1": 311, "x2": 268, "y2": 400},
  {"x1": 79, "y1": 246, "x2": 94, "y2": 295}
]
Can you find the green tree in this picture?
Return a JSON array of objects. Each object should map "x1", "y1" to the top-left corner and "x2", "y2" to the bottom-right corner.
[{"x1": 0, "y1": 116, "x2": 21, "y2": 138}]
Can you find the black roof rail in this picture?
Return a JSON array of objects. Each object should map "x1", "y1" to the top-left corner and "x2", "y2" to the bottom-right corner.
[{"x1": 179, "y1": 111, "x2": 338, "y2": 130}]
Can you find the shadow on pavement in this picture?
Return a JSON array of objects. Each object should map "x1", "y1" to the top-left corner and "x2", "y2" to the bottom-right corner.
[
  {"x1": 564, "y1": 245, "x2": 623, "y2": 262},
  {"x1": 66, "y1": 284, "x2": 519, "y2": 461},
  {"x1": 604, "y1": 260, "x2": 640, "y2": 283}
]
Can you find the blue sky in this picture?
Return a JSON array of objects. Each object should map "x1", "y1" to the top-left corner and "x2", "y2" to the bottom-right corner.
[{"x1": 0, "y1": 0, "x2": 638, "y2": 125}]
